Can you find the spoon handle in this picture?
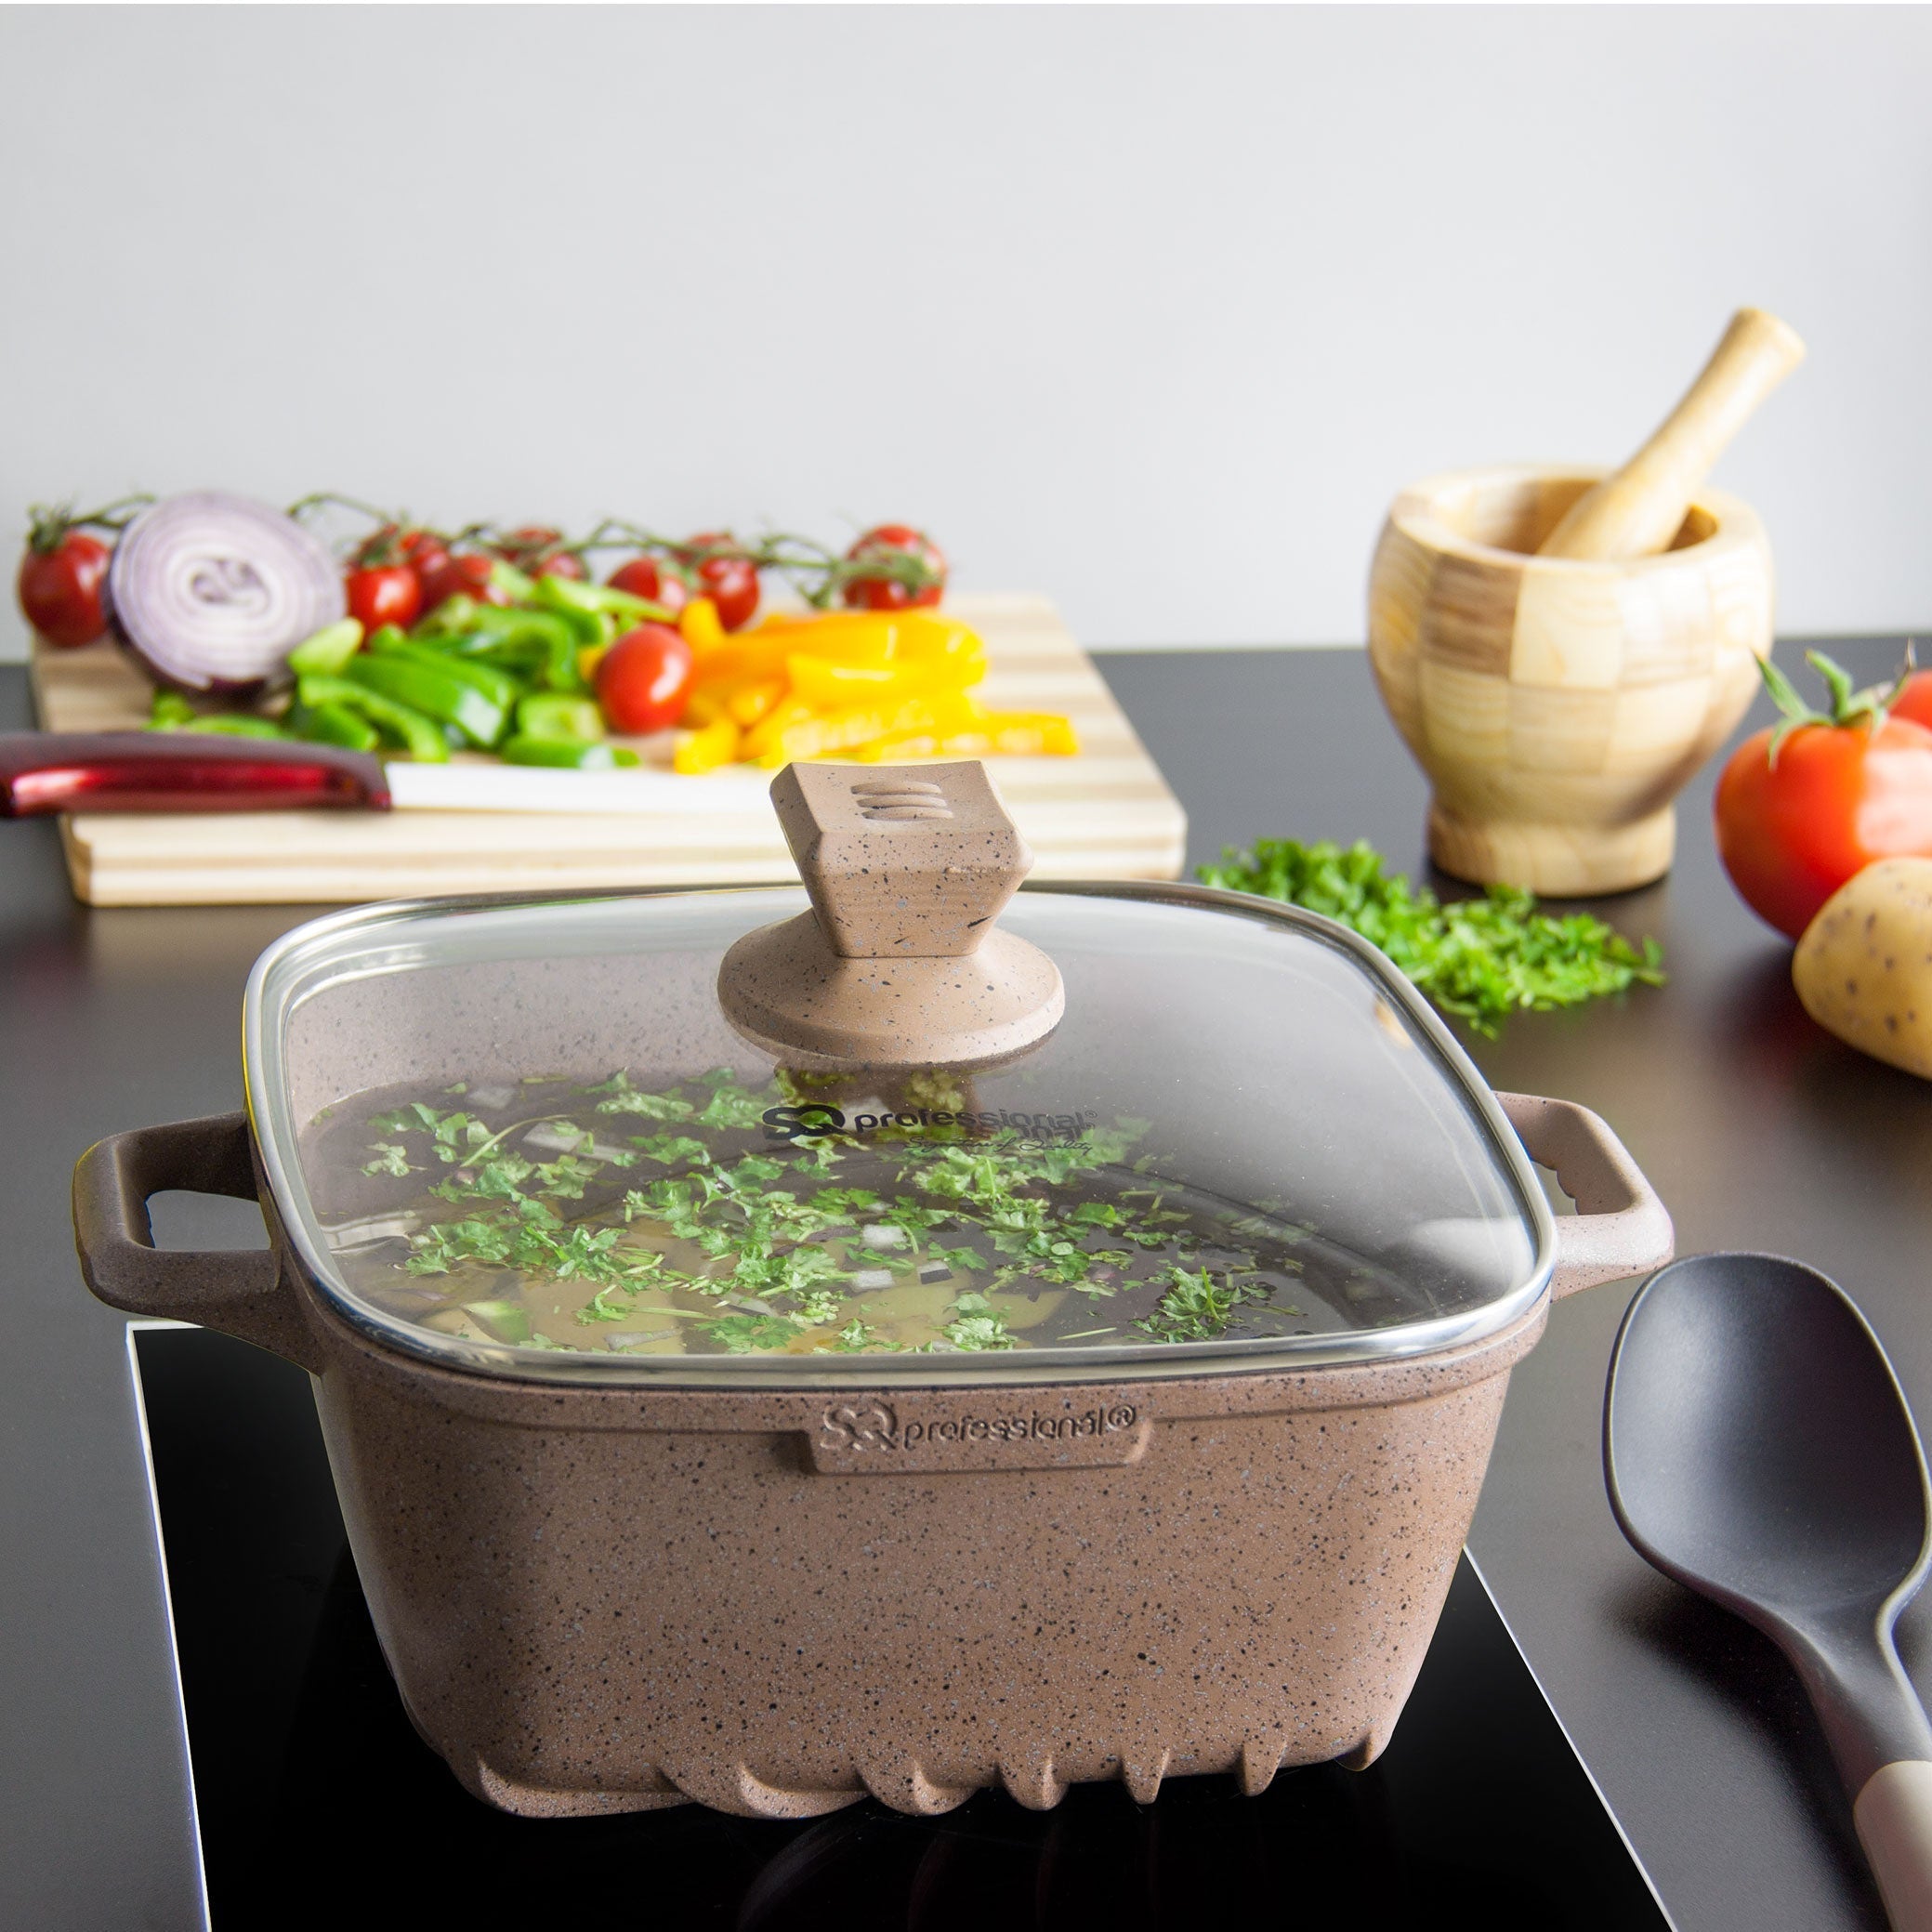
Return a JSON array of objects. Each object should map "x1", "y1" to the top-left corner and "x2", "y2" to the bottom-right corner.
[{"x1": 1859, "y1": 1763, "x2": 1932, "y2": 1932}]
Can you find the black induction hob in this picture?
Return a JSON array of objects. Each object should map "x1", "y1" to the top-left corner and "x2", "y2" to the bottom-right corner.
[{"x1": 131, "y1": 1325, "x2": 1671, "y2": 1932}]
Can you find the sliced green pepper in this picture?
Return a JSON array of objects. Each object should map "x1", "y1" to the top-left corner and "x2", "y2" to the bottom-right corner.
[
  {"x1": 490, "y1": 559, "x2": 537, "y2": 603},
  {"x1": 288, "y1": 701, "x2": 382, "y2": 753},
  {"x1": 515, "y1": 693, "x2": 605, "y2": 741},
  {"x1": 185, "y1": 714, "x2": 289, "y2": 740},
  {"x1": 532, "y1": 572, "x2": 668, "y2": 624},
  {"x1": 500, "y1": 734, "x2": 641, "y2": 770},
  {"x1": 445, "y1": 611, "x2": 586, "y2": 694},
  {"x1": 341, "y1": 653, "x2": 509, "y2": 749},
  {"x1": 414, "y1": 594, "x2": 480, "y2": 639},
  {"x1": 296, "y1": 674, "x2": 449, "y2": 762},
  {"x1": 145, "y1": 689, "x2": 287, "y2": 738},
  {"x1": 286, "y1": 618, "x2": 365, "y2": 677},
  {"x1": 364, "y1": 636, "x2": 523, "y2": 711}
]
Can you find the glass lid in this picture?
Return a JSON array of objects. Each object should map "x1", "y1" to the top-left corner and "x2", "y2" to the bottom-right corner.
[{"x1": 245, "y1": 785, "x2": 1554, "y2": 1388}]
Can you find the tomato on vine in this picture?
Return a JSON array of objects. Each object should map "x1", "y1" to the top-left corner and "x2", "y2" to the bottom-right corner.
[
  {"x1": 417, "y1": 552, "x2": 510, "y2": 615},
  {"x1": 345, "y1": 561, "x2": 421, "y2": 633},
  {"x1": 607, "y1": 554, "x2": 690, "y2": 614},
  {"x1": 677, "y1": 532, "x2": 759, "y2": 632},
  {"x1": 842, "y1": 523, "x2": 946, "y2": 611},
  {"x1": 597, "y1": 624, "x2": 693, "y2": 732},
  {"x1": 1715, "y1": 651, "x2": 1932, "y2": 940},
  {"x1": 493, "y1": 525, "x2": 585, "y2": 582},
  {"x1": 16, "y1": 498, "x2": 151, "y2": 648}
]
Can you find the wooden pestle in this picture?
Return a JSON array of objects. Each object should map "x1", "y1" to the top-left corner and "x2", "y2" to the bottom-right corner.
[{"x1": 1537, "y1": 307, "x2": 1806, "y2": 561}]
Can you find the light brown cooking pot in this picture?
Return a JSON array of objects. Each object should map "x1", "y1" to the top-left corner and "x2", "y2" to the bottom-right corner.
[{"x1": 72, "y1": 762, "x2": 1671, "y2": 1820}]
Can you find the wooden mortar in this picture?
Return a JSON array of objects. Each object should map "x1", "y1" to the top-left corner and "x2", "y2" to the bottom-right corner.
[
  {"x1": 1367, "y1": 466, "x2": 1773, "y2": 894},
  {"x1": 1368, "y1": 308, "x2": 1800, "y2": 895}
]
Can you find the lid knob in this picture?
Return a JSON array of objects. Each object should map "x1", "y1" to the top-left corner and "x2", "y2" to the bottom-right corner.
[{"x1": 717, "y1": 761, "x2": 1064, "y2": 1067}]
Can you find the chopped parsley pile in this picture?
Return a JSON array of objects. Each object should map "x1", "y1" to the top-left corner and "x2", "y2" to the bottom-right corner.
[
  {"x1": 327, "y1": 1068, "x2": 1313, "y2": 1357},
  {"x1": 1199, "y1": 837, "x2": 1663, "y2": 1035}
]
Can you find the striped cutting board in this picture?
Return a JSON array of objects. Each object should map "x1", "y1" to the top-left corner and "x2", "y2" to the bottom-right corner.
[{"x1": 28, "y1": 594, "x2": 1187, "y2": 906}]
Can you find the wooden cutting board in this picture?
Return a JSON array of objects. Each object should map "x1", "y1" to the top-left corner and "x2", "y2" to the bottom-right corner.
[{"x1": 29, "y1": 594, "x2": 1186, "y2": 906}]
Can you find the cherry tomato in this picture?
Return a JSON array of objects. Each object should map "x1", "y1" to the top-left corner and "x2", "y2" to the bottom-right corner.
[
  {"x1": 607, "y1": 554, "x2": 690, "y2": 614},
  {"x1": 678, "y1": 532, "x2": 759, "y2": 632},
  {"x1": 18, "y1": 530, "x2": 112, "y2": 648},
  {"x1": 417, "y1": 552, "x2": 508, "y2": 614},
  {"x1": 597, "y1": 624, "x2": 694, "y2": 733},
  {"x1": 1715, "y1": 714, "x2": 1932, "y2": 939},
  {"x1": 842, "y1": 523, "x2": 947, "y2": 611},
  {"x1": 355, "y1": 523, "x2": 450, "y2": 598},
  {"x1": 493, "y1": 525, "x2": 585, "y2": 581},
  {"x1": 344, "y1": 563, "x2": 421, "y2": 634},
  {"x1": 402, "y1": 536, "x2": 450, "y2": 599}
]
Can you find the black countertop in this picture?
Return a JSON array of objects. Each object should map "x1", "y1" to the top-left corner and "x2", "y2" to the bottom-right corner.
[{"x1": 6, "y1": 640, "x2": 1926, "y2": 1930}]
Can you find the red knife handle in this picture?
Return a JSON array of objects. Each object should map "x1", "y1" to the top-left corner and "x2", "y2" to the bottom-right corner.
[{"x1": 0, "y1": 732, "x2": 392, "y2": 818}]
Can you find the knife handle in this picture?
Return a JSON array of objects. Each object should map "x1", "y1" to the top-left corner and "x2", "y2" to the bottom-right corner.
[{"x1": 0, "y1": 732, "x2": 391, "y2": 817}]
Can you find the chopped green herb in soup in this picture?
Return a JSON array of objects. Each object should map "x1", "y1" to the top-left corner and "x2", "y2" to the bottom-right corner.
[{"x1": 305, "y1": 1067, "x2": 1389, "y2": 1357}]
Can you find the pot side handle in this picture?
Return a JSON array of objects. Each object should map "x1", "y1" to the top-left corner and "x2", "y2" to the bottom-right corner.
[
  {"x1": 1494, "y1": 1093, "x2": 1674, "y2": 1297},
  {"x1": 72, "y1": 1112, "x2": 322, "y2": 1372}
]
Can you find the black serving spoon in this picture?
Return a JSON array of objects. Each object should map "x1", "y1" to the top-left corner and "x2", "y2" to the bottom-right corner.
[{"x1": 1606, "y1": 1254, "x2": 1932, "y2": 1930}]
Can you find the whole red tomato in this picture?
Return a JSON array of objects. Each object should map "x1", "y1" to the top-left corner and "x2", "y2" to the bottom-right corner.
[
  {"x1": 678, "y1": 532, "x2": 759, "y2": 632},
  {"x1": 401, "y1": 530, "x2": 449, "y2": 589},
  {"x1": 597, "y1": 624, "x2": 694, "y2": 734},
  {"x1": 607, "y1": 554, "x2": 690, "y2": 614},
  {"x1": 18, "y1": 529, "x2": 112, "y2": 647},
  {"x1": 842, "y1": 523, "x2": 947, "y2": 611},
  {"x1": 417, "y1": 552, "x2": 509, "y2": 615},
  {"x1": 1888, "y1": 668, "x2": 1932, "y2": 737},
  {"x1": 493, "y1": 525, "x2": 585, "y2": 581},
  {"x1": 1715, "y1": 652, "x2": 1932, "y2": 940},
  {"x1": 344, "y1": 563, "x2": 421, "y2": 634},
  {"x1": 355, "y1": 522, "x2": 450, "y2": 598}
]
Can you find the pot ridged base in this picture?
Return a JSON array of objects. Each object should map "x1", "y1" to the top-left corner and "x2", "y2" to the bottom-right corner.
[{"x1": 313, "y1": 1312, "x2": 1533, "y2": 1819}]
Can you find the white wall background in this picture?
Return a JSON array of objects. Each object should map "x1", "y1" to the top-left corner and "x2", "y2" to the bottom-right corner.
[{"x1": 3, "y1": 4, "x2": 1929, "y2": 662}]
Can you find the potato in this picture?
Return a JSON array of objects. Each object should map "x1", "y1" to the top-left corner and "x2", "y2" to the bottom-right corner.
[{"x1": 1793, "y1": 858, "x2": 1932, "y2": 1077}]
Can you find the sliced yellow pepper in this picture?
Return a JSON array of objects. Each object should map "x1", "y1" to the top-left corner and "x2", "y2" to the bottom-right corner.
[
  {"x1": 739, "y1": 693, "x2": 821, "y2": 761},
  {"x1": 849, "y1": 713, "x2": 1082, "y2": 760},
  {"x1": 686, "y1": 632, "x2": 792, "y2": 690},
  {"x1": 783, "y1": 649, "x2": 986, "y2": 711},
  {"x1": 678, "y1": 597, "x2": 727, "y2": 654},
  {"x1": 754, "y1": 692, "x2": 986, "y2": 768},
  {"x1": 760, "y1": 610, "x2": 983, "y2": 665},
  {"x1": 673, "y1": 715, "x2": 743, "y2": 774},
  {"x1": 727, "y1": 678, "x2": 785, "y2": 727}
]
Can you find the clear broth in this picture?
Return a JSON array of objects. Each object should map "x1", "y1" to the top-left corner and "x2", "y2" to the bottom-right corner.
[{"x1": 305, "y1": 1067, "x2": 1424, "y2": 1359}]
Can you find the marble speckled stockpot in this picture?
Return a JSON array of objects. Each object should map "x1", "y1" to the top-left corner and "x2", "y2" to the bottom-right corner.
[{"x1": 72, "y1": 880, "x2": 1672, "y2": 1820}]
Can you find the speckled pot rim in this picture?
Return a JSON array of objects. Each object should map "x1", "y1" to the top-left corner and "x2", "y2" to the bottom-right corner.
[{"x1": 243, "y1": 879, "x2": 1557, "y2": 1391}]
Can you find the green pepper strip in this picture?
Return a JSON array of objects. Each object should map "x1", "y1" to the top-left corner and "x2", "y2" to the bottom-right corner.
[
  {"x1": 447, "y1": 612, "x2": 587, "y2": 694},
  {"x1": 296, "y1": 675, "x2": 449, "y2": 762},
  {"x1": 531, "y1": 573, "x2": 668, "y2": 624},
  {"x1": 182, "y1": 714, "x2": 289, "y2": 741},
  {"x1": 515, "y1": 693, "x2": 605, "y2": 741},
  {"x1": 500, "y1": 734, "x2": 641, "y2": 770},
  {"x1": 286, "y1": 618, "x2": 364, "y2": 677},
  {"x1": 340, "y1": 654, "x2": 509, "y2": 749},
  {"x1": 145, "y1": 690, "x2": 288, "y2": 738},
  {"x1": 288, "y1": 701, "x2": 382, "y2": 753},
  {"x1": 365, "y1": 636, "x2": 523, "y2": 711}
]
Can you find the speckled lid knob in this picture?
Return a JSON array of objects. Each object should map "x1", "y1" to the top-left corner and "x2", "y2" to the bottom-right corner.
[
  {"x1": 718, "y1": 762, "x2": 1064, "y2": 1067},
  {"x1": 771, "y1": 761, "x2": 1035, "y2": 960}
]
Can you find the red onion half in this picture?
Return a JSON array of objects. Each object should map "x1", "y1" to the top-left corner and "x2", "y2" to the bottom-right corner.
[{"x1": 106, "y1": 492, "x2": 345, "y2": 695}]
